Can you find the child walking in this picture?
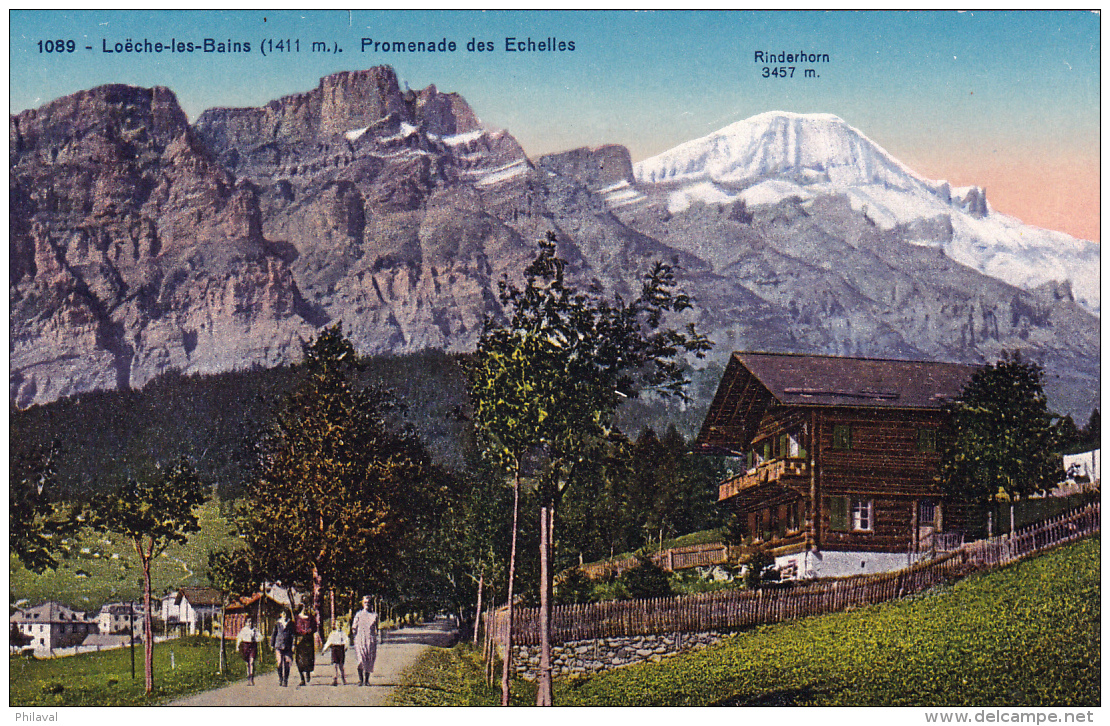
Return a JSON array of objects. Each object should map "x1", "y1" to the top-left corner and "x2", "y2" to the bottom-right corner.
[{"x1": 322, "y1": 626, "x2": 349, "y2": 686}]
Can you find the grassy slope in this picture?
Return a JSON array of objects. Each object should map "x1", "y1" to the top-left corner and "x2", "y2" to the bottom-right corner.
[
  {"x1": 10, "y1": 501, "x2": 240, "y2": 612},
  {"x1": 9, "y1": 635, "x2": 276, "y2": 706},
  {"x1": 392, "y1": 535, "x2": 1100, "y2": 707}
]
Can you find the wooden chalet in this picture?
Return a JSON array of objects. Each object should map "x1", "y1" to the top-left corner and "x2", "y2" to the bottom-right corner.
[{"x1": 695, "y1": 352, "x2": 979, "y2": 578}]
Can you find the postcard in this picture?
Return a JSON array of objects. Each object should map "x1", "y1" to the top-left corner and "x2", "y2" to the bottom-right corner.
[{"x1": 8, "y1": 9, "x2": 1101, "y2": 719}]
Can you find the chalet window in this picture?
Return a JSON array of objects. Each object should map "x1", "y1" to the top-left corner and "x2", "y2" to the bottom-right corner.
[
  {"x1": 919, "y1": 500, "x2": 937, "y2": 526},
  {"x1": 762, "y1": 439, "x2": 772, "y2": 462},
  {"x1": 788, "y1": 432, "x2": 807, "y2": 459},
  {"x1": 832, "y1": 424, "x2": 852, "y2": 450},
  {"x1": 777, "y1": 433, "x2": 788, "y2": 459},
  {"x1": 830, "y1": 496, "x2": 872, "y2": 532},
  {"x1": 851, "y1": 499, "x2": 873, "y2": 531},
  {"x1": 917, "y1": 428, "x2": 937, "y2": 453},
  {"x1": 787, "y1": 500, "x2": 802, "y2": 532}
]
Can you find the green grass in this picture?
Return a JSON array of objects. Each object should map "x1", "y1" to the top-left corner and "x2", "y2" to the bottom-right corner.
[
  {"x1": 394, "y1": 535, "x2": 1100, "y2": 707},
  {"x1": 10, "y1": 501, "x2": 241, "y2": 611},
  {"x1": 388, "y1": 645, "x2": 536, "y2": 706},
  {"x1": 9, "y1": 635, "x2": 276, "y2": 706}
]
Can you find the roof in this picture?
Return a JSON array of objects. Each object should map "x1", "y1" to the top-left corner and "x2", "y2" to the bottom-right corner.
[
  {"x1": 733, "y1": 352, "x2": 979, "y2": 408},
  {"x1": 225, "y1": 592, "x2": 291, "y2": 614},
  {"x1": 175, "y1": 587, "x2": 224, "y2": 606},
  {"x1": 696, "y1": 352, "x2": 980, "y2": 453},
  {"x1": 10, "y1": 601, "x2": 91, "y2": 622}
]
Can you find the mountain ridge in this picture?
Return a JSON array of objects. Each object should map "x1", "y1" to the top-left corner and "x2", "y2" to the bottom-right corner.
[{"x1": 9, "y1": 69, "x2": 1099, "y2": 418}]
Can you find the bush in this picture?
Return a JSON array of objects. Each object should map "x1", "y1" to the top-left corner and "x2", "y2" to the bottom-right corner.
[
  {"x1": 620, "y1": 557, "x2": 673, "y2": 599},
  {"x1": 555, "y1": 568, "x2": 594, "y2": 604},
  {"x1": 742, "y1": 545, "x2": 780, "y2": 590}
]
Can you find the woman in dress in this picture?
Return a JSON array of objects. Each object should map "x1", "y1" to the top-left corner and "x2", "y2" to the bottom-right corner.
[
  {"x1": 351, "y1": 595, "x2": 379, "y2": 686},
  {"x1": 322, "y1": 625, "x2": 349, "y2": 686},
  {"x1": 235, "y1": 615, "x2": 261, "y2": 686},
  {"x1": 293, "y1": 604, "x2": 317, "y2": 686}
]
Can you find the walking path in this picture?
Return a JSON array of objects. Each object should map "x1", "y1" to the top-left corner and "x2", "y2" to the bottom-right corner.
[{"x1": 168, "y1": 619, "x2": 457, "y2": 706}]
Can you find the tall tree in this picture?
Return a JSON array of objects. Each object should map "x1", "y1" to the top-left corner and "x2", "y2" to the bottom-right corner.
[
  {"x1": 239, "y1": 324, "x2": 444, "y2": 621},
  {"x1": 469, "y1": 233, "x2": 710, "y2": 705},
  {"x1": 940, "y1": 352, "x2": 1064, "y2": 516},
  {"x1": 93, "y1": 457, "x2": 206, "y2": 694}
]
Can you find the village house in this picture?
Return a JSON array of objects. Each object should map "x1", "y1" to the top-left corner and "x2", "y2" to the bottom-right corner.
[
  {"x1": 695, "y1": 351, "x2": 980, "y2": 579},
  {"x1": 163, "y1": 587, "x2": 223, "y2": 635},
  {"x1": 9, "y1": 601, "x2": 98, "y2": 656},
  {"x1": 95, "y1": 601, "x2": 143, "y2": 635}
]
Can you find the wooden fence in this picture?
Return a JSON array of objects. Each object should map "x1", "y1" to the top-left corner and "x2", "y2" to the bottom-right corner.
[{"x1": 484, "y1": 503, "x2": 1099, "y2": 653}]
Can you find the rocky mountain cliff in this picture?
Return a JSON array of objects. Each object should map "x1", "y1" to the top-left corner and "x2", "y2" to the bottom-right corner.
[{"x1": 9, "y1": 67, "x2": 1100, "y2": 417}]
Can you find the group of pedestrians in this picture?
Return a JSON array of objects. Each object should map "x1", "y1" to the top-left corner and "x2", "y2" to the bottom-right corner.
[{"x1": 233, "y1": 595, "x2": 380, "y2": 688}]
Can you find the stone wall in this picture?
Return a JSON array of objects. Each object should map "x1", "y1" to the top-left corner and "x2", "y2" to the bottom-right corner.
[{"x1": 513, "y1": 631, "x2": 731, "y2": 680}]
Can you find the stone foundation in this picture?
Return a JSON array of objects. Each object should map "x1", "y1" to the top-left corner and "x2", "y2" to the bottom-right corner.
[{"x1": 513, "y1": 631, "x2": 731, "y2": 680}]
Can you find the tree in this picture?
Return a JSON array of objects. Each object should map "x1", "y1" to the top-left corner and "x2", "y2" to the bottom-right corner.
[
  {"x1": 238, "y1": 324, "x2": 445, "y2": 622},
  {"x1": 469, "y1": 233, "x2": 710, "y2": 705},
  {"x1": 940, "y1": 352, "x2": 1064, "y2": 520},
  {"x1": 93, "y1": 457, "x2": 206, "y2": 694},
  {"x1": 9, "y1": 427, "x2": 79, "y2": 574},
  {"x1": 1082, "y1": 409, "x2": 1100, "y2": 448}
]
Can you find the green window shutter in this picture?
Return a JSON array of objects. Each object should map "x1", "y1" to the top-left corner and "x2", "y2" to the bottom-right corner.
[
  {"x1": 746, "y1": 449, "x2": 754, "y2": 469},
  {"x1": 829, "y1": 495, "x2": 849, "y2": 532},
  {"x1": 917, "y1": 428, "x2": 936, "y2": 452},
  {"x1": 763, "y1": 440, "x2": 771, "y2": 460},
  {"x1": 779, "y1": 433, "x2": 789, "y2": 459},
  {"x1": 833, "y1": 424, "x2": 851, "y2": 450}
]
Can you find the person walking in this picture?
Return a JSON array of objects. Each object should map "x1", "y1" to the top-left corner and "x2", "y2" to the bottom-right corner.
[
  {"x1": 293, "y1": 604, "x2": 317, "y2": 686},
  {"x1": 234, "y1": 616, "x2": 261, "y2": 686},
  {"x1": 351, "y1": 596, "x2": 379, "y2": 686},
  {"x1": 270, "y1": 610, "x2": 295, "y2": 687},
  {"x1": 322, "y1": 625, "x2": 349, "y2": 686}
]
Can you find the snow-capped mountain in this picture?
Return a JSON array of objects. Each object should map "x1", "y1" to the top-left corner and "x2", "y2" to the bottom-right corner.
[
  {"x1": 633, "y1": 111, "x2": 1100, "y2": 316},
  {"x1": 10, "y1": 76, "x2": 1099, "y2": 419}
]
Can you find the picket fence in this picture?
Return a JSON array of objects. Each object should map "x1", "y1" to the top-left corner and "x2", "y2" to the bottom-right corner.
[{"x1": 483, "y1": 503, "x2": 1099, "y2": 654}]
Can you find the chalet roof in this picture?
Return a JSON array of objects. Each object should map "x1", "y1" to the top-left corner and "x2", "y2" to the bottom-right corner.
[
  {"x1": 733, "y1": 352, "x2": 979, "y2": 409},
  {"x1": 175, "y1": 587, "x2": 224, "y2": 607},
  {"x1": 225, "y1": 592, "x2": 291, "y2": 615},
  {"x1": 696, "y1": 352, "x2": 979, "y2": 453}
]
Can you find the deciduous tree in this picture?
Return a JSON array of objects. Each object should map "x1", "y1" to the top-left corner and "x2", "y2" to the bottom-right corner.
[
  {"x1": 239, "y1": 324, "x2": 444, "y2": 623},
  {"x1": 469, "y1": 233, "x2": 710, "y2": 705},
  {"x1": 940, "y1": 352, "x2": 1064, "y2": 513},
  {"x1": 93, "y1": 457, "x2": 206, "y2": 694}
]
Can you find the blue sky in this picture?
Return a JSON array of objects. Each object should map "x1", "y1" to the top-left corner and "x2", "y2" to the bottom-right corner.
[{"x1": 9, "y1": 10, "x2": 1101, "y2": 239}]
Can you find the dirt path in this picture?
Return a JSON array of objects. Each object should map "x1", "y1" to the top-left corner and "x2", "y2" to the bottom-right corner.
[{"x1": 168, "y1": 619, "x2": 457, "y2": 707}]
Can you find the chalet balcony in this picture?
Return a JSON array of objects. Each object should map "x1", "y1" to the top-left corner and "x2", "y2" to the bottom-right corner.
[{"x1": 718, "y1": 458, "x2": 809, "y2": 502}]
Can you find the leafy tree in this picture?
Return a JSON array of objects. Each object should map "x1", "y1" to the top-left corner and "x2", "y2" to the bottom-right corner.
[
  {"x1": 940, "y1": 352, "x2": 1064, "y2": 511},
  {"x1": 238, "y1": 324, "x2": 446, "y2": 621},
  {"x1": 9, "y1": 425, "x2": 78, "y2": 574},
  {"x1": 93, "y1": 457, "x2": 206, "y2": 694},
  {"x1": 469, "y1": 233, "x2": 710, "y2": 705}
]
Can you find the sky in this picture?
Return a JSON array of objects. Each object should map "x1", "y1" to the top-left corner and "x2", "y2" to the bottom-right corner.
[{"x1": 9, "y1": 10, "x2": 1101, "y2": 241}]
